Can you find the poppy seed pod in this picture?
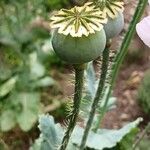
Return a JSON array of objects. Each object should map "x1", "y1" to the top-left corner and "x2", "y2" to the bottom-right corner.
[
  {"x1": 85, "y1": 0, "x2": 125, "y2": 40},
  {"x1": 52, "y1": 29, "x2": 106, "y2": 64},
  {"x1": 50, "y1": 6, "x2": 107, "y2": 64},
  {"x1": 104, "y1": 12, "x2": 124, "y2": 39}
]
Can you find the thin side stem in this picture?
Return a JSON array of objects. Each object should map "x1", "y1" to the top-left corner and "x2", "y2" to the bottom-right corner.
[
  {"x1": 94, "y1": 0, "x2": 148, "y2": 132},
  {"x1": 59, "y1": 64, "x2": 85, "y2": 150},
  {"x1": 111, "y1": 0, "x2": 148, "y2": 86},
  {"x1": 80, "y1": 47, "x2": 110, "y2": 150},
  {"x1": 133, "y1": 122, "x2": 150, "y2": 150}
]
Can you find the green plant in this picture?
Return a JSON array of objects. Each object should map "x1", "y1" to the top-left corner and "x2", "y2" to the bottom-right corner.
[
  {"x1": 0, "y1": 50, "x2": 55, "y2": 132},
  {"x1": 30, "y1": 0, "x2": 149, "y2": 150},
  {"x1": 0, "y1": 0, "x2": 57, "y2": 132},
  {"x1": 50, "y1": 4, "x2": 108, "y2": 149},
  {"x1": 138, "y1": 70, "x2": 150, "y2": 114},
  {"x1": 0, "y1": 0, "x2": 147, "y2": 148},
  {"x1": 30, "y1": 114, "x2": 142, "y2": 150}
]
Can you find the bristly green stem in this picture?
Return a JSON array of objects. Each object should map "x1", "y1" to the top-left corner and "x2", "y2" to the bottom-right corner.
[
  {"x1": 80, "y1": 46, "x2": 110, "y2": 150},
  {"x1": 59, "y1": 64, "x2": 85, "y2": 150},
  {"x1": 94, "y1": 0, "x2": 148, "y2": 132}
]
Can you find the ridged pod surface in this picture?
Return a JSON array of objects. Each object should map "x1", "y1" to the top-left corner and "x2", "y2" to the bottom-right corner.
[
  {"x1": 52, "y1": 29, "x2": 106, "y2": 64},
  {"x1": 50, "y1": 5, "x2": 107, "y2": 64}
]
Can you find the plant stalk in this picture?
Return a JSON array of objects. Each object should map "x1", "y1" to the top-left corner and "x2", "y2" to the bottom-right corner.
[
  {"x1": 59, "y1": 64, "x2": 85, "y2": 150},
  {"x1": 133, "y1": 122, "x2": 150, "y2": 150},
  {"x1": 94, "y1": 0, "x2": 148, "y2": 132},
  {"x1": 80, "y1": 46, "x2": 110, "y2": 150},
  {"x1": 93, "y1": 83, "x2": 111, "y2": 132}
]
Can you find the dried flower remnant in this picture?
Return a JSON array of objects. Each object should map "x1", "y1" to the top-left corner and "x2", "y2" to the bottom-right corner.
[
  {"x1": 85, "y1": 0, "x2": 124, "y2": 19},
  {"x1": 85, "y1": 0, "x2": 125, "y2": 39},
  {"x1": 50, "y1": 5, "x2": 107, "y2": 37}
]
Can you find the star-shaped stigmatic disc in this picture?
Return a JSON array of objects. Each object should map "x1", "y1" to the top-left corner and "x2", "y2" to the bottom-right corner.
[
  {"x1": 85, "y1": 0, "x2": 124, "y2": 19},
  {"x1": 50, "y1": 5, "x2": 107, "y2": 37}
]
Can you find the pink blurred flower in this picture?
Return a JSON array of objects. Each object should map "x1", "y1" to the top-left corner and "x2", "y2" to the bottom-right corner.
[{"x1": 136, "y1": 0, "x2": 150, "y2": 47}]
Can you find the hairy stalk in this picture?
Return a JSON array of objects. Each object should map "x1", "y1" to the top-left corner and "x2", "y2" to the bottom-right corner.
[
  {"x1": 59, "y1": 64, "x2": 85, "y2": 150},
  {"x1": 94, "y1": 0, "x2": 148, "y2": 132},
  {"x1": 80, "y1": 46, "x2": 110, "y2": 150},
  {"x1": 93, "y1": 46, "x2": 116, "y2": 132}
]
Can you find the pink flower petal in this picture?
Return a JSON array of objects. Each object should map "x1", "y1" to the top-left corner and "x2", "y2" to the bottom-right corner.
[{"x1": 136, "y1": 16, "x2": 150, "y2": 47}]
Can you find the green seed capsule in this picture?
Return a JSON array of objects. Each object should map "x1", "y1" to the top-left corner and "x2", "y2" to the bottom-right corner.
[
  {"x1": 52, "y1": 29, "x2": 106, "y2": 64},
  {"x1": 104, "y1": 12, "x2": 124, "y2": 39}
]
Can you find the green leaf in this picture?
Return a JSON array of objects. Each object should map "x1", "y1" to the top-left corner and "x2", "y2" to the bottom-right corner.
[
  {"x1": 30, "y1": 138, "x2": 42, "y2": 150},
  {"x1": 0, "y1": 64, "x2": 12, "y2": 81},
  {"x1": 66, "y1": 143, "x2": 78, "y2": 150},
  {"x1": 30, "y1": 114, "x2": 64, "y2": 150},
  {"x1": 81, "y1": 63, "x2": 116, "y2": 120},
  {"x1": 99, "y1": 85, "x2": 117, "y2": 112},
  {"x1": 33, "y1": 77, "x2": 55, "y2": 88},
  {"x1": 72, "y1": 118, "x2": 142, "y2": 150},
  {"x1": 80, "y1": 62, "x2": 97, "y2": 119},
  {"x1": 85, "y1": 62, "x2": 96, "y2": 98},
  {"x1": 15, "y1": 92, "x2": 41, "y2": 131},
  {"x1": 101, "y1": 96, "x2": 116, "y2": 111},
  {"x1": 29, "y1": 52, "x2": 45, "y2": 80},
  {"x1": 0, "y1": 76, "x2": 17, "y2": 98},
  {"x1": 114, "y1": 128, "x2": 139, "y2": 150},
  {"x1": 0, "y1": 110, "x2": 16, "y2": 132}
]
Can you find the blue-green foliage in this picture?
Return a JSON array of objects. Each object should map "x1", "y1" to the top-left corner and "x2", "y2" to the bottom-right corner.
[
  {"x1": 109, "y1": 128, "x2": 139, "y2": 150},
  {"x1": 30, "y1": 115, "x2": 64, "y2": 150},
  {"x1": 31, "y1": 114, "x2": 141, "y2": 150},
  {"x1": 80, "y1": 62, "x2": 116, "y2": 123}
]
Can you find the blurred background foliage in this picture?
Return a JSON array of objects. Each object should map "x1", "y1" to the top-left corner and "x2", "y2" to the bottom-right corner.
[{"x1": 0, "y1": 0, "x2": 70, "y2": 133}]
